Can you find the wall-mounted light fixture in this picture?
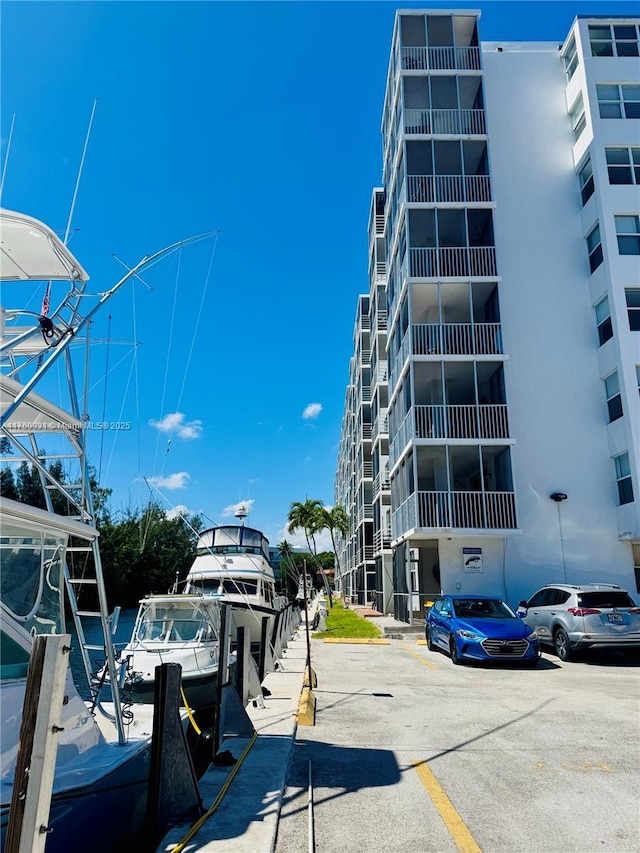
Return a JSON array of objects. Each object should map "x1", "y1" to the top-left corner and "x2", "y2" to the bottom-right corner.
[{"x1": 550, "y1": 493, "x2": 568, "y2": 581}]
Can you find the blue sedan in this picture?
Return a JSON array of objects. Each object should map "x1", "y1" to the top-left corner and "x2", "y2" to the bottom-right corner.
[{"x1": 426, "y1": 595, "x2": 540, "y2": 666}]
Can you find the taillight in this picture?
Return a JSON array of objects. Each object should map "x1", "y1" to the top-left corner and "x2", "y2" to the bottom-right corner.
[
  {"x1": 567, "y1": 607, "x2": 601, "y2": 617},
  {"x1": 629, "y1": 608, "x2": 640, "y2": 614}
]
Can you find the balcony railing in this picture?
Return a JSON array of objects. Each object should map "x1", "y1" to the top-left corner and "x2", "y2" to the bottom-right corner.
[
  {"x1": 412, "y1": 323, "x2": 503, "y2": 356},
  {"x1": 375, "y1": 261, "x2": 387, "y2": 281},
  {"x1": 373, "y1": 469, "x2": 391, "y2": 498},
  {"x1": 356, "y1": 545, "x2": 375, "y2": 564},
  {"x1": 357, "y1": 504, "x2": 374, "y2": 524},
  {"x1": 373, "y1": 528, "x2": 392, "y2": 552},
  {"x1": 409, "y1": 247, "x2": 497, "y2": 278},
  {"x1": 401, "y1": 45, "x2": 481, "y2": 71},
  {"x1": 404, "y1": 109, "x2": 486, "y2": 136},
  {"x1": 375, "y1": 308, "x2": 388, "y2": 331},
  {"x1": 414, "y1": 404, "x2": 510, "y2": 439},
  {"x1": 372, "y1": 411, "x2": 389, "y2": 443},
  {"x1": 406, "y1": 174, "x2": 492, "y2": 204},
  {"x1": 416, "y1": 490, "x2": 517, "y2": 529}
]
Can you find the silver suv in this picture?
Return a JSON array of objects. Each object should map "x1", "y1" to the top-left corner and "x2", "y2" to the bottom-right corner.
[{"x1": 517, "y1": 583, "x2": 640, "y2": 661}]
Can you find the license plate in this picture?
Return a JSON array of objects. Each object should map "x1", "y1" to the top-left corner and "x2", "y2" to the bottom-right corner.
[
  {"x1": 608, "y1": 614, "x2": 623, "y2": 623},
  {"x1": 500, "y1": 645, "x2": 514, "y2": 654}
]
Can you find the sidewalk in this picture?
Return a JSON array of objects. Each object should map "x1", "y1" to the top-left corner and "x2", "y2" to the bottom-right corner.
[
  {"x1": 156, "y1": 600, "x2": 419, "y2": 853},
  {"x1": 156, "y1": 604, "x2": 317, "y2": 853}
]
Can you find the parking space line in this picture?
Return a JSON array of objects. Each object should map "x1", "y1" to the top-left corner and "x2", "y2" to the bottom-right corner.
[
  {"x1": 401, "y1": 643, "x2": 438, "y2": 670},
  {"x1": 412, "y1": 760, "x2": 482, "y2": 853}
]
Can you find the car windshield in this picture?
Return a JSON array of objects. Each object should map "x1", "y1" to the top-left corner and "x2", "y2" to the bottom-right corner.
[
  {"x1": 454, "y1": 599, "x2": 515, "y2": 619},
  {"x1": 578, "y1": 591, "x2": 635, "y2": 609}
]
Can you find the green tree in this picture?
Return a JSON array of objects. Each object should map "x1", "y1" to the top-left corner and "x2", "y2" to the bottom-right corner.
[
  {"x1": 318, "y1": 505, "x2": 349, "y2": 592},
  {"x1": 287, "y1": 498, "x2": 333, "y2": 606}
]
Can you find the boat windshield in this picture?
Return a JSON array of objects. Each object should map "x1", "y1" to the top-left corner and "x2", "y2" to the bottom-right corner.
[
  {"x1": 0, "y1": 520, "x2": 66, "y2": 638},
  {"x1": 135, "y1": 601, "x2": 217, "y2": 643},
  {"x1": 190, "y1": 578, "x2": 259, "y2": 597}
]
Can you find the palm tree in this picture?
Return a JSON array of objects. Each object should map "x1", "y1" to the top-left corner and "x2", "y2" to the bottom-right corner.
[
  {"x1": 287, "y1": 498, "x2": 332, "y2": 606},
  {"x1": 319, "y1": 505, "x2": 349, "y2": 594}
]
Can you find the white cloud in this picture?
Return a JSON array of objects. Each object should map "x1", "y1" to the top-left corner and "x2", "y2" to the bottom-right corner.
[
  {"x1": 222, "y1": 499, "x2": 255, "y2": 518},
  {"x1": 165, "y1": 504, "x2": 191, "y2": 520},
  {"x1": 149, "y1": 412, "x2": 203, "y2": 440},
  {"x1": 302, "y1": 403, "x2": 322, "y2": 420},
  {"x1": 148, "y1": 471, "x2": 190, "y2": 490}
]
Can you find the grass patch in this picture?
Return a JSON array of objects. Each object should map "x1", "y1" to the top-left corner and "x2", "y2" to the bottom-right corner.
[{"x1": 312, "y1": 600, "x2": 382, "y2": 639}]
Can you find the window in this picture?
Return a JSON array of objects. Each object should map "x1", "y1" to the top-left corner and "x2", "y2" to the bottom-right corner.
[
  {"x1": 589, "y1": 24, "x2": 639, "y2": 57},
  {"x1": 570, "y1": 93, "x2": 586, "y2": 141},
  {"x1": 615, "y1": 453, "x2": 634, "y2": 505},
  {"x1": 626, "y1": 289, "x2": 640, "y2": 331},
  {"x1": 636, "y1": 365, "x2": 640, "y2": 396},
  {"x1": 633, "y1": 544, "x2": 640, "y2": 594},
  {"x1": 615, "y1": 215, "x2": 640, "y2": 254},
  {"x1": 606, "y1": 146, "x2": 640, "y2": 184},
  {"x1": 563, "y1": 35, "x2": 579, "y2": 80},
  {"x1": 597, "y1": 84, "x2": 640, "y2": 119},
  {"x1": 604, "y1": 372, "x2": 623, "y2": 422},
  {"x1": 586, "y1": 223, "x2": 603, "y2": 271},
  {"x1": 595, "y1": 296, "x2": 613, "y2": 345},
  {"x1": 578, "y1": 158, "x2": 595, "y2": 204}
]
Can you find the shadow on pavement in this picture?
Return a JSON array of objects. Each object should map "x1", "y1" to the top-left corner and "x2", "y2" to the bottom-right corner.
[{"x1": 280, "y1": 740, "x2": 400, "y2": 818}]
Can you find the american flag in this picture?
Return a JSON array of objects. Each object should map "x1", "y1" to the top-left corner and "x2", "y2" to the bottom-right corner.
[{"x1": 41, "y1": 281, "x2": 51, "y2": 317}]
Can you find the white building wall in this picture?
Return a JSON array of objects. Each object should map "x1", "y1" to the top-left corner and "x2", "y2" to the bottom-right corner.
[{"x1": 481, "y1": 40, "x2": 636, "y2": 605}]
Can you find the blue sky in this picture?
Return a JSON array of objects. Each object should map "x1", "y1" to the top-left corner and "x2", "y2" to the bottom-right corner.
[{"x1": 1, "y1": 1, "x2": 634, "y2": 550}]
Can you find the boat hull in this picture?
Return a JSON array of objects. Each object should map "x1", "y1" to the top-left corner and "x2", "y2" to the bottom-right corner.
[{"x1": 1, "y1": 740, "x2": 151, "y2": 853}]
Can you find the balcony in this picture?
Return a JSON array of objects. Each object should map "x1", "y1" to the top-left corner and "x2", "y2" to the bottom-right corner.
[
  {"x1": 412, "y1": 323, "x2": 503, "y2": 356},
  {"x1": 406, "y1": 174, "x2": 492, "y2": 205},
  {"x1": 401, "y1": 45, "x2": 481, "y2": 71},
  {"x1": 373, "y1": 469, "x2": 391, "y2": 498},
  {"x1": 373, "y1": 527, "x2": 392, "y2": 552},
  {"x1": 391, "y1": 490, "x2": 517, "y2": 536},
  {"x1": 357, "y1": 504, "x2": 374, "y2": 525},
  {"x1": 417, "y1": 490, "x2": 517, "y2": 529},
  {"x1": 414, "y1": 404, "x2": 510, "y2": 440},
  {"x1": 372, "y1": 410, "x2": 389, "y2": 443},
  {"x1": 404, "y1": 109, "x2": 486, "y2": 136},
  {"x1": 374, "y1": 307, "x2": 388, "y2": 331},
  {"x1": 409, "y1": 246, "x2": 497, "y2": 278}
]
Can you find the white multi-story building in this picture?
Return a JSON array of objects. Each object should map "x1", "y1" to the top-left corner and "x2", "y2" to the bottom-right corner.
[{"x1": 335, "y1": 10, "x2": 640, "y2": 619}]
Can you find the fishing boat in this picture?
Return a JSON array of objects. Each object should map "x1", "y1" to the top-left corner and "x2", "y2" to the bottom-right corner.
[
  {"x1": 0, "y1": 208, "x2": 216, "y2": 851},
  {"x1": 184, "y1": 507, "x2": 287, "y2": 653},
  {"x1": 114, "y1": 592, "x2": 228, "y2": 717}
]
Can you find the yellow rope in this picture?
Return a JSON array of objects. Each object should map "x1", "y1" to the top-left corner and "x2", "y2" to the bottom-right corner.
[
  {"x1": 179, "y1": 685, "x2": 201, "y2": 736},
  {"x1": 169, "y1": 730, "x2": 259, "y2": 853}
]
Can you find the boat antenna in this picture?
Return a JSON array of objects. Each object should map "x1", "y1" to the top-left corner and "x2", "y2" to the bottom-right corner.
[
  {"x1": 64, "y1": 98, "x2": 97, "y2": 245},
  {"x1": 0, "y1": 111, "x2": 16, "y2": 200}
]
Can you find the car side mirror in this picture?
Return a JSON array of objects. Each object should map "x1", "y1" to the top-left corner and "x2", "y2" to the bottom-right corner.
[{"x1": 518, "y1": 600, "x2": 528, "y2": 609}]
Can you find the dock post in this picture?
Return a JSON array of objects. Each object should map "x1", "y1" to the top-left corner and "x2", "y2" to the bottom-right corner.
[
  {"x1": 5, "y1": 634, "x2": 70, "y2": 853},
  {"x1": 146, "y1": 662, "x2": 202, "y2": 845}
]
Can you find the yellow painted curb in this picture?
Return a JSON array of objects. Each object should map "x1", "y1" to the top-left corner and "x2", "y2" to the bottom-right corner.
[
  {"x1": 303, "y1": 665, "x2": 317, "y2": 688},
  {"x1": 297, "y1": 687, "x2": 316, "y2": 726},
  {"x1": 322, "y1": 638, "x2": 389, "y2": 644},
  {"x1": 416, "y1": 639, "x2": 427, "y2": 645}
]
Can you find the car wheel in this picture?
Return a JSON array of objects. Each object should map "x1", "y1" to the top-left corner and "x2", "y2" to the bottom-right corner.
[
  {"x1": 426, "y1": 625, "x2": 435, "y2": 651},
  {"x1": 553, "y1": 628, "x2": 572, "y2": 662},
  {"x1": 449, "y1": 636, "x2": 461, "y2": 665}
]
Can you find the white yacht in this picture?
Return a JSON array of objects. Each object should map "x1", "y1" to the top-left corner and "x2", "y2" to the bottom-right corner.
[{"x1": 184, "y1": 509, "x2": 287, "y2": 651}]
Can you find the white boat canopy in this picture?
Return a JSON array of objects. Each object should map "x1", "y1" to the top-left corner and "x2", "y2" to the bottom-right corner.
[
  {"x1": 0, "y1": 208, "x2": 89, "y2": 282},
  {"x1": 0, "y1": 496, "x2": 99, "y2": 539},
  {"x1": 0, "y1": 374, "x2": 82, "y2": 432}
]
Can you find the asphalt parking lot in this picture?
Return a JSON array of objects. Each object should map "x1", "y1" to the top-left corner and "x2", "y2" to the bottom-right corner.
[{"x1": 275, "y1": 638, "x2": 640, "y2": 853}]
